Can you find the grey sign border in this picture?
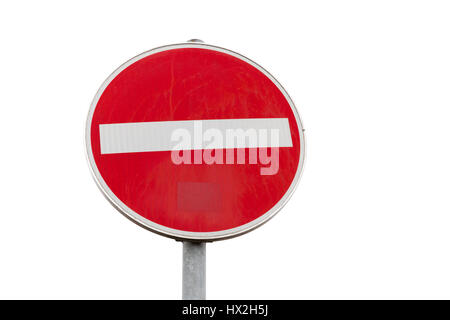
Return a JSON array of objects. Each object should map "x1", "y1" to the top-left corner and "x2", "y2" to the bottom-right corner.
[{"x1": 85, "y1": 42, "x2": 306, "y2": 241}]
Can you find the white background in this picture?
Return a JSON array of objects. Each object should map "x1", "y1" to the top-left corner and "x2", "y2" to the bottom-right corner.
[{"x1": 0, "y1": 1, "x2": 449, "y2": 299}]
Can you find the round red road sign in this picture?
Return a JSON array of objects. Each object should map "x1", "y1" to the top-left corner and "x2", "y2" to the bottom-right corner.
[{"x1": 86, "y1": 42, "x2": 305, "y2": 241}]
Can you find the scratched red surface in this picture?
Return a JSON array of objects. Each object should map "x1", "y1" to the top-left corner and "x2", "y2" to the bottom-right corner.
[{"x1": 90, "y1": 48, "x2": 301, "y2": 232}]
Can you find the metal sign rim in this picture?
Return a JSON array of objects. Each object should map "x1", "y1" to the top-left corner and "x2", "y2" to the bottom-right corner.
[{"x1": 85, "y1": 42, "x2": 306, "y2": 241}]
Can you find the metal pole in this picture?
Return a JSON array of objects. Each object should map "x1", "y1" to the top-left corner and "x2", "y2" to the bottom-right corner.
[
  {"x1": 181, "y1": 38, "x2": 207, "y2": 301},
  {"x1": 182, "y1": 241, "x2": 206, "y2": 300}
]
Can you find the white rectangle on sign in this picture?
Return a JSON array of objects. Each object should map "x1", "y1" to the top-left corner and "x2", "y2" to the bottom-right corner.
[{"x1": 99, "y1": 118, "x2": 293, "y2": 154}]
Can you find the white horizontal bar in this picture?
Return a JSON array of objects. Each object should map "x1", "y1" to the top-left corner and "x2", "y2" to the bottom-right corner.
[{"x1": 99, "y1": 118, "x2": 292, "y2": 154}]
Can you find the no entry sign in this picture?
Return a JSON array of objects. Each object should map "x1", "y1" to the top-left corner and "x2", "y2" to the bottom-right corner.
[{"x1": 86, "y1": 42, "x2": 305, "y2": 241}]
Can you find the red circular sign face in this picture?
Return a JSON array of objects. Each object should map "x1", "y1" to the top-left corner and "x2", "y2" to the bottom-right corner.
[{"x1": 86, "y1": 43, "x2": 305, "y2": 241}]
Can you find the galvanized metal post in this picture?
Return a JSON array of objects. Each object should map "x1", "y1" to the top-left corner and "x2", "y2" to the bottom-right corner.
[
  {"x1": 181, "y1": 38, "x2": 207, "y2": 301},
  {"x1": 182, "y1": 241, "x2": 206, "y2": 300}
]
